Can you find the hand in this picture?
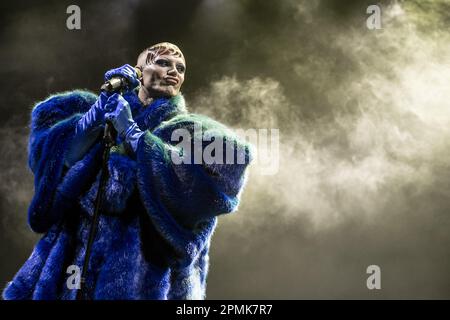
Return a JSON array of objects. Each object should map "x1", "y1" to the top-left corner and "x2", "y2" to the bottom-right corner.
[
  {"x1": 104, "y1": 93, "x2": 145, "y2": 153},
  {"x1": 76, "y1": 91, "x2": 113, "y2": 133},
  {"x1": 66, "y1": 92, "x2": 113, "y2": 167},
  {"x1": 104, "y1": 93, "x2": 133, "y2": 137},
  {"x1": 104, "y1": 64, "x2": 140, "y2": 91}
]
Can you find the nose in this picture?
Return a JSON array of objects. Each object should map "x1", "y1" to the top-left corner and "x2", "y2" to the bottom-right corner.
[{"x1": 167, "y1": 64, "x2": 178, "y2": 76}]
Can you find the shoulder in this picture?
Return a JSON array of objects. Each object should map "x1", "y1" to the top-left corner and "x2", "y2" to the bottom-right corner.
[
  {"x1": 154, "y1": 112, "x2": 234, "y2": 141},
  {"x1": 157, "y1": 113, "x2": 230, "y2": 133},
  {"x1": 154, "y1": 112, "x2": 252, "y2": 153},
  {"x1": 31, "y1": 89, "x2": 97, "y2": 131}
]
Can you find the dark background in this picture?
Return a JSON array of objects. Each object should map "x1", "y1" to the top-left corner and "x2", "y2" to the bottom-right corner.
[{"x1": 1, "y1": 0, "x2": 450, "y2": 299}]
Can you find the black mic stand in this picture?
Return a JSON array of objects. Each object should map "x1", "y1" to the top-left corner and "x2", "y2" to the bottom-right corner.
[{"x1": 76, "y1": 99, "x2": 117, "y2": 300}]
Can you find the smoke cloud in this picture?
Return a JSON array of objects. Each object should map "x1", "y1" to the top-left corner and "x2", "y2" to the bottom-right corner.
[{"x1": 191, "y1": 0, "x2": 450, "y2": 298}]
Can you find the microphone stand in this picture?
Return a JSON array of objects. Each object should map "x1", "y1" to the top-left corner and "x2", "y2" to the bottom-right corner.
[{"x1": 76, "y1": 99, "x2": 117, "y2": 300}]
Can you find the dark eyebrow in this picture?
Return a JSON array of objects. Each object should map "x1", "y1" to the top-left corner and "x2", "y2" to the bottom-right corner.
[{"x1": 154, "y1": 57, "x2": 185, "y2": 69}]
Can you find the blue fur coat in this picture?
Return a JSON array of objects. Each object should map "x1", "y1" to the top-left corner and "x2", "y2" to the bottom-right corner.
[{"x1": 2, "y1": 89, "x2": 252, "y2": 300}]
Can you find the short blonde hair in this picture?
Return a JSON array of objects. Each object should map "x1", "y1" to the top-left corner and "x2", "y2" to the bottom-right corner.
[{"x1": 137, "y1": 42, "x2": 185, "y2": 67}]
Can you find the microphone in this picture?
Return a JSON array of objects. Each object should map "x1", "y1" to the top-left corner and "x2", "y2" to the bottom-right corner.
[{"x1": 101, "y1": 67, "x2": 142, "y2": 92}]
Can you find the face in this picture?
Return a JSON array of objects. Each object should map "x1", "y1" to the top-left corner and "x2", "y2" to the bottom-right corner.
[{"x1": 138, "y1": 54, "x2": 186, "y2": 98}]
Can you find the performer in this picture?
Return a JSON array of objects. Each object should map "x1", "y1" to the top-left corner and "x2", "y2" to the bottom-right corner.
[{"x1": 3, "y1": 42, "x2": 252, "y2": 300}]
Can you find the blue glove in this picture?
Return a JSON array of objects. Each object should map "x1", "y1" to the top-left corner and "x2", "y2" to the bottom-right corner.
[
  {"x1": 104, "y1": 93, "x2": 145, "y2": 153},
  {"x1": 76, "y1": 91, "x2": 112, "y2": 133},
  {"x1": 65, "y1": 92, "x2": 113, "y2": 167},
  {"x1": 104, "y1": 64, "x2": 140, "y2": 91}
]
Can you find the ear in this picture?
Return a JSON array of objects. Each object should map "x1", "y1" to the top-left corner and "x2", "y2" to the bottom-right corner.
[{"x1": 134, "y1": 66, "x2": 143, "y2": 83}]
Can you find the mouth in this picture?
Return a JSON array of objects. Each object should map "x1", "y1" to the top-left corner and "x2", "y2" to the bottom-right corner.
[{"x1": 164, "y1": 77, "x2": 179, "y2": 86}]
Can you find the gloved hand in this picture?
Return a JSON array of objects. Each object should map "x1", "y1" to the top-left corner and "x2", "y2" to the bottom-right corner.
[
  {"x1": 65, "y1": 92, "x2": 114, "y2": 167},
  {"x1": 76, "y1": 91, "x2": 112, "y2": 134},
  {"x1": 104, "y1": 93, "x2": 145, "y2": 153},
  {"x1": 104, "y1": 64, "x2": 141, "y2": 91}
]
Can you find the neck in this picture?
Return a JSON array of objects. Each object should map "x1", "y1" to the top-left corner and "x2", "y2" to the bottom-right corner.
[
  {"x1": 138, "y1": 87, "x2": 154, "y2": 107},
  {"x1": 138, "y1": 87, "x2": 176, "y2": 107}
]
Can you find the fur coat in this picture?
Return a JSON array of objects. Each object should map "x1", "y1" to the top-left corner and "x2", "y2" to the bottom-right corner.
[{"x1": 2, "y1": 89, "x2": 252, "y2": 300}]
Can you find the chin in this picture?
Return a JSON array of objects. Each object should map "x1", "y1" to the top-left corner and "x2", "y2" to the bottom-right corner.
[
  {"x1": 160, "y1": 91, "x2": 177, "y2": 98},
  {"x1": 152, "y1": 87, "x2": 178, "y2": 98},
  {"x1": 146, "y1": 91, "x2": 171, "y2": 99}
]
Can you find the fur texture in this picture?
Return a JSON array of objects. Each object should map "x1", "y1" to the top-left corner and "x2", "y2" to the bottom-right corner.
[{"x1": 3, "y1": 89, "x2": 252, "y2": 300}]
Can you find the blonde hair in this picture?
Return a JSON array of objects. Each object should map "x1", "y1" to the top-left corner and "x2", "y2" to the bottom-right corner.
[{"x1": 137, "y1": 42, "x2": 185, "y2": 67}]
